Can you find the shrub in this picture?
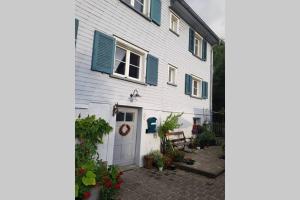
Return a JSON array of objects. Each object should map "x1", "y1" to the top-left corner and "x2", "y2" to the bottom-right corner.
[
  {"x1": 196, "y1": 131, "x2": 216, "y2": 147},
  {"x1": 163, "y1": 155, "x2": 173, "y2": 168},
  {"x1": 171, "y1": 149, "x2": 185, "y2": 162},
  {"x1": 99, "y1": 165, "x2": 124, "y2": 200},
  {"x1": 75, "y1": 115, "x2": 115, "y2": 199}
]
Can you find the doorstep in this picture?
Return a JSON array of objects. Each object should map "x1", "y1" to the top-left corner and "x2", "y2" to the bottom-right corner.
[{"x1": 119, "y1": 164, "x2": 139, "y2": 172}]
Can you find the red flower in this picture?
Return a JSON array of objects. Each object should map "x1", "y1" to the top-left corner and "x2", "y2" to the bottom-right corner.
[
  {"x1": 104, "y1": 179, "x2": 112, "y2": 188},
  {"x1": 114, "y1": 183, "x2": 121, "y2": 190},
  {"x1": 117, "y1": 178, "x2": 124, "y2": 185},
  {"x1": 116, "y1": 171, "x2": 123, "y2": 179},
  {"x1": 83, "y1": 191, "x2": 91, "y2": 199},
  {"x1": 79, "y1": 168, "x2": 86, "y2": 175}
]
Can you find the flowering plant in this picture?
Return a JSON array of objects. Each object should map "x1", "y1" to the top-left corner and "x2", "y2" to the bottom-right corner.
[{"x1": 99, "y1": 165, "x2": 124, "y2": 200}]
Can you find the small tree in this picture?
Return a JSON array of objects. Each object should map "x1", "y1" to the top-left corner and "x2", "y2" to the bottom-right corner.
[{"x1": 157, "y1": 113, "x2": 183, "y2": 153}]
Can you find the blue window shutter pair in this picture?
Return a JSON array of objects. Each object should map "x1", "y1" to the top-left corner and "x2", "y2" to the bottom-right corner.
[
  {"x1": 146, "y1": 54, "x2": 159, "y2": 86},
  {"x1": 189, "y1": 28, "x2": 195, "y2": 53},
  {"x1": 202, "y1": 40, "x2": 207, "y2": 61},
  {"x1": 75, "y1": 19, "x2": 79, "y2": 45},
  {"x1": 91, "y1": 31, "x2": 116, "y2": 74},
  {"x1": 150, "y1": 0, "x2": 161, "y2": 26},
  {"x1": 91, "y1": 30, "x2": 159, "y2": 85},
  {"x1": 202, "y1": 81, "x2": 208, "y2": 99},
  {"x1": 185, "y1": 74, "x2": 192, "y2": 95}
]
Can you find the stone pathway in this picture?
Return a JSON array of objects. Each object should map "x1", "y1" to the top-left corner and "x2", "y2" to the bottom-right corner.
[{"x1": 118, "y1": 168, "x2": 224, "y2": 200}]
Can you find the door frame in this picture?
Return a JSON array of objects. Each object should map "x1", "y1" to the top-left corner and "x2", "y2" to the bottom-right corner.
[{"x1": 113, "y1": 106, "x2": 142, "y2": 166}]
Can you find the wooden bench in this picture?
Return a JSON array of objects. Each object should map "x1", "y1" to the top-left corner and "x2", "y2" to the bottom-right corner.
[{"x1": 165, "y1": 131, "x2": 192, "y2": 151}]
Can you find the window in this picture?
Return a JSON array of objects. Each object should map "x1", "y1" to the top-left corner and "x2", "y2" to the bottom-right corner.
[
  {"x1": 168, "y1": 65, "x2": 177, "y2": 85},
  {"x1": 194, "y1": 33, "x2": 203, "y2": 58},
  {"x1": 170, "y1": 11, "x2": 180, "y2": 34},
  {"x1": 125, "y1": 112, "x2": 134, "y2": 121},
  {"x1": 125, "y1": 0, "x2": 150, "y2": 16},
  {"x1": 192, "y1": 77, "x2": 202, "y2": 97},
  {"x1": 114, "y1": 38, "x2": 147, "y2": 81}
]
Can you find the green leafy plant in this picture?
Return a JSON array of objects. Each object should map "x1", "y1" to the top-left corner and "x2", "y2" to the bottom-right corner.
[
  {"x1": 75, "y1": 115, "x2": 113, "y2": 199},
  {"x1": 157, "y1": 113, "x2": 183, "y2": 153},
  {"x1": 157, "y1": 113, "x2": 183, "y2": 138},
  {"x1": 171, "y1": 149, "x2": 185, "y2": 162},
  {"x1": 196, "y1": 123, "x2": 216, "y2": 148}
]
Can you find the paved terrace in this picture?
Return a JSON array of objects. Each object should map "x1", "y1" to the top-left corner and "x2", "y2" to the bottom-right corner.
[{"x1": 118, "y1": 168, "x2": 224, "y2": 200}]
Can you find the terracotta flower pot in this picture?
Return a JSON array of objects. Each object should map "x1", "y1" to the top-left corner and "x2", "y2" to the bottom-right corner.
[{"x1": 144, "y1": 156, "x2": 154, "y2": 169}]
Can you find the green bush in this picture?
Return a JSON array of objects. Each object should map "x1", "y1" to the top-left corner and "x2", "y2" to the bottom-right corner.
[
  {"x1": 75, "y1": 115, "x2": 115, "y2": 200},
  {"x1": 197, "y1": 132, "x2": 216, "y2": 147},
  {"x1": 171, "y1": 149, "x2": 185, "y2": 162}
]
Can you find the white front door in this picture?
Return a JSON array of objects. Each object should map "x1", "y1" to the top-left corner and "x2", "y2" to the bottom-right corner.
[{"x1": 113, "y1": 107, "x2": 138, "y2": 166}]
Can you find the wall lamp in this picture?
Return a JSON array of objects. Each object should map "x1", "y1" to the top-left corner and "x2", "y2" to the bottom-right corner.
[
  {"x1": 130, "y1": 89, "x2": 142, "y2": 98},
  {"x1": 112, "y1": 103, "x2": 119, "y2": 116}
]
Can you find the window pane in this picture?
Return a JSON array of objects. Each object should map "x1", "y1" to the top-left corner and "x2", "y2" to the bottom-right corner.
[
  {"x1": 169, "y1": 68, "x2": 172, "y2": 82},
  {"x1": 129, "y1": 65, "x2": 139, "y2": 79},
  {"x1": 114, "y1": 61, "x2": 126, "y2": 75},
  {"x1": 124, "y1": 0, "x2": 131, "y2": 4},
  {"x1": 130, "y1": 53, "x2": 140, "y2": 66},
  {"x1": 116, "y1": 112, "x2": 125, "y2": 121},
  {"x1": 169, "y1": 67, "x2": 175, "y2": 83},
  {"x1": 125, "y1": 112, "x2": 134, "y2": 121},
  {"x1": 115, "y1": 47, "x2": 126, "y2": 62},
  {"x1": 134, "y1": 0, "x2": 143, "y2": 13},
  {"x1": 193, "y1": 80, "x2": 198, "y2": 96},
  {"x1": 171, "y1": 15, "x2": 178, "y2": 32}
]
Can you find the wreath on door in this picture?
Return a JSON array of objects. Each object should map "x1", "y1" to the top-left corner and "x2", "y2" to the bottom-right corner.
[{"x1": 119, "y1": 124, "x2": 131, "y2": 136}]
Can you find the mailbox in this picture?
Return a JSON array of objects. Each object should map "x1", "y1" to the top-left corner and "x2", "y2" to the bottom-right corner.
[{"x1": 146, "y1": 117, "x2": 157, "y2": 133}]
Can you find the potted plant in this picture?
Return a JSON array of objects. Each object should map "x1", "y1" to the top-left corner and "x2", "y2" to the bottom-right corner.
[
  {"x1": 172, "y1": 149, "x2": 185, "y2": 162},
  {"x1": 163, "y1": 155, "x2": 173, "y2": 169},
  {"x1": 143, "y1": 154, "x2": 154, "y2": 169},
  {"x1": 157, "y1": 158, "x2": 164, "y2": 172}
]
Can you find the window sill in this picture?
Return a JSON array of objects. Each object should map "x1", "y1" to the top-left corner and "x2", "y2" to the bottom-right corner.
[
  {"x1": 191, "y1": 53, "x2": 207, "y2": 62},
  {"x1": 190, "y1": 95, "x2": 204, "y2": 100},
  {"x1": 120, "y1": 0, "x2": 153, "y2": 23},
  {"x1": 167, "y1": 82, "x2": 178, "y2": 87},
  {"x1": 110, "y1": 74, "x2": 147, "y2": 86},
  {"x1": 169, "y1": 29, "x2": 180, "y2": 37}
]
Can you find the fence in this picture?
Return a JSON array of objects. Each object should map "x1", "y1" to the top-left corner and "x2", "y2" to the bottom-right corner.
[{"x1": 194, "y1": 109, "x2": 225, "y2": 138}]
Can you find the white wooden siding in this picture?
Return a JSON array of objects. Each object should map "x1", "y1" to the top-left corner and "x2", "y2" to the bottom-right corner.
[{"x1": 75, "y1": 0, "x2": 212, "y2": 114}]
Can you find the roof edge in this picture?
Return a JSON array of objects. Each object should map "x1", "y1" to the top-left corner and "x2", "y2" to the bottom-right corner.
[{"x1": 171, "y1": 0, "x2": 220, "y2": 45}]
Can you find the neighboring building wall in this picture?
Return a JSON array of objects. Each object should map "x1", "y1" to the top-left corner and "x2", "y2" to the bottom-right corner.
[{"x1": 75, "y1": 0, "x2": 212, "y2": 166}]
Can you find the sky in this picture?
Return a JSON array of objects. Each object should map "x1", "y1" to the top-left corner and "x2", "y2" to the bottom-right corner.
[{"x1": 185, "y1": 0, "x2": 225, "y2": 39}]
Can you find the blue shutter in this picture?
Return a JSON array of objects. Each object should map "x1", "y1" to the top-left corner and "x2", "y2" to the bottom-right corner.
[
  {"x1": 146, "y1": 54, "x2": 159, "y2": 86},
  {"x1": 189, "y1": 28, "x2": 195, "y2": 53},
  {"x1": 202, "y1": 81, "x2": 208, "y2": 99},
  {"x1": 185, "y1": 74, "x2": 192, "y2": 95},
  {"x1": 202, "y1": 40, "x2": 207, "y2": 61},
  {"x1": 75, "y1": 19, "x2": 79, "y2": 45},
  {"x1": 91, "y1": 31, "x2": 115, "y2": 74},
  {"x1": 150, "y1": 0, "x2": 161, "y2": 26}
]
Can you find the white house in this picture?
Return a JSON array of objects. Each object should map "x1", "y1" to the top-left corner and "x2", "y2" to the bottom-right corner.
[{"x1": 75, "y1": 0, "x2": 220, "y2": 167}]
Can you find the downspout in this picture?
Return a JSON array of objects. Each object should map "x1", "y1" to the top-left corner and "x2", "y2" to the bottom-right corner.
[{"x1": 210, "y1": 41, "x2": 220, "y2": 119}]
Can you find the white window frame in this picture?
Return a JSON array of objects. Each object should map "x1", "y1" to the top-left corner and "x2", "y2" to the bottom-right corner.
[
  {"x1": 194, "y1": 32, "x2": 203, "y2": 58},
  {"x1": 191, "y1": 75, "x2": 202, "y2": 98},
  {"x1": 168, "y1": 64, "x2": 177, "y2": 85},
  {"x1": 169, "y1": 11, "x2": 180, "y2": 34},
  {"x1": 130, "y1": 0, "x2": 150, "y2": 16},
  {"x1": 114, "y1": 37, "x2": 147, "y2": 82}
]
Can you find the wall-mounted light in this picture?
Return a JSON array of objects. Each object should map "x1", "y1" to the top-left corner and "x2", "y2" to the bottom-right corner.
[
  {"x1": 112, "y1": 103, "x2": 119, "y2": 116},
  {"x1": 130, "y1": 89, "x2": 142, "y2": 99}
]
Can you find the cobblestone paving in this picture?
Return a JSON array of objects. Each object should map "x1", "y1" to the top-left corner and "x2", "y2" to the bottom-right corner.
[{"x1": 118, "y1": 168, "x2": 224, "y2": 200}]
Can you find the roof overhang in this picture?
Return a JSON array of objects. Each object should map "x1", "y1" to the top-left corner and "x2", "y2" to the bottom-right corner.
[{"x1": 170, "y1": 0, "x2": 220, "y2": 46}]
